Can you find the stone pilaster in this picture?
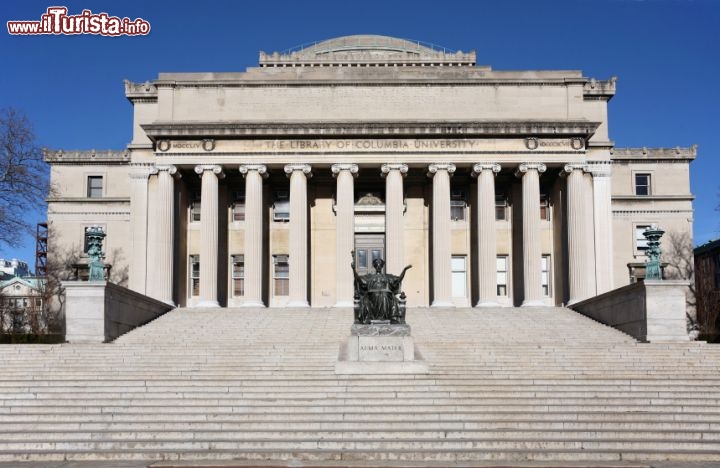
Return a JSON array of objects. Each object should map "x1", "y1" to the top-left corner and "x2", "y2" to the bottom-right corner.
[
  {"x1": 239, "y1": 164, "x2": 268, "y2": 307},
  {"x1": 128, "y1": 165, "x2": 154, "y2": 295},
  {"x1": 284, "y1": 164, "x2": 312, "y2": 307},
  {"x1": 428, "y1": 163, "x2": 456, "y2": 307},
  {"x1": 472, "y1": 163, "x2": 501, "y2": 307},
  {"x1": 331, "y1": 163, "x2": 359, "y2": 307},
  {"x1": 564, "y1": 163, "x2": 593, "y2": 304},
  {"x1": 149, "y1": 165, "x2": 179, "y2": 305},
  {"x1": 515, "y1": 163, "x2": 546, "y2": 306},
  {"x1": 589, "y1": 162, "x2": 613, "y2": 294},
  {"x1": 194, "y1": 165, "x2": 225, "y2": 307},
  {"x1": 381, "y1": 163, "x2": 408, "y2": 275}
]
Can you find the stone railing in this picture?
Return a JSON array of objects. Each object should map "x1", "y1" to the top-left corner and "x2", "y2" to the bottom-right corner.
[
  {"x1": 569, "y1": 280, "x2": 691, "y2": 342},
  {"x1": 63, "y1": 281, "x2": 173, "y2": 343}
]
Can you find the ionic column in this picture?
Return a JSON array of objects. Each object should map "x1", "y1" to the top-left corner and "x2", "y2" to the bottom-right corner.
[
  {"x1": 194, "y1": 165, "x2": 225, "y2": 307},
  {"x1": 284, "y1": 164, "x2": 312, "y2": 307},
  {"x1": 515, "y1": 163, "x2": 546, "y2": 306},
  {"x1": 331, "y1": 163, "x2": 359, "y2": 307},
  {"x1": 582, "y1": 169, "x2": 597, "y2": 296},
  {"x1": 564, "y1": 163, "x2": 593, "y2": 304},
  {"x1": 150, "y1": 165, "x2": 179, "y2": 305},
  {"x1": 428, "y1": 163, "x2": 456, "y2": 307},
  {"x1": 589, "y1": 162, "x2": 613, "y2": 294},
  {"x1": 129, "y1": 165, "x2": 153, "y2": 294},
  {"x1": 381, "y1": 163, "x2": 408, "y2": 275},
  {"x1": 473, "y1": 163, "x2": 501, "y2": 307},
  {"x1": 239, "y1": 164, "x2": 267, "y2": 307}
]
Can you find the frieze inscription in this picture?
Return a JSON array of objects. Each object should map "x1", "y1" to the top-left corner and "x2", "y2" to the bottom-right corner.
[{"x1": 160, "y1": 138, "x2": 584, "y2": 154}]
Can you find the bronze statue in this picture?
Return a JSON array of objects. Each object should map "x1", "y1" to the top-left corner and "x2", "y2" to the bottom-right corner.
[{"x1": 351, "y1": 251, "x2": 411, "y2": 324}]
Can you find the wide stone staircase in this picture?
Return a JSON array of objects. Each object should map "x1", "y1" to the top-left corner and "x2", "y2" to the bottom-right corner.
[{"x1": 1, "y1": 306, "x2": 720, "y2": 465}]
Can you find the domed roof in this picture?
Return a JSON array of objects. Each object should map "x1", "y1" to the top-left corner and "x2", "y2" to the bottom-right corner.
[{"x1": 259, "y1": 35, "x2": 475, "y2": 67}]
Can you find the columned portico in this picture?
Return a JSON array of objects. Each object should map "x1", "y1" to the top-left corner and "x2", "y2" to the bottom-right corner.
[
  {"x1": 284, "y1": 164, "x2": 312, "y2": 307},
  {"x1": 516, "y1": 163, "x2": 547, "y2": 307},
  {"x1": 428, "y1": 163, "x2": 456, "y2": 307},
  {"x1": 381, "y1": 164, "x2": 408, "y2": 275},
  {"x1": 239, "y1": 164, "x2": 267, "y2": 307},
  {"x1": 149, "y1": 164, "x2": 178, "y2": 306},
  {"x1": 473, "y1": 163, "x2": 501, "y2": 307},
  {"x1": 194, "y1": 164, "x2": 224, "y2": 307},
  {"x1": 332, "y1": 163, "x2": 359, "y2": 307}
]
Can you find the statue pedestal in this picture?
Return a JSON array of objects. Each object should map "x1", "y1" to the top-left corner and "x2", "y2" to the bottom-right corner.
[{"x1": 335, "y1": 322, "x2": 429, "y2": 374}]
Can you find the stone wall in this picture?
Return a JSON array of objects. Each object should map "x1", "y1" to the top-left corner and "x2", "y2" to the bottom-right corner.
[{"x1": 570, "y1": 280, "x2": 690, "y2": 342}]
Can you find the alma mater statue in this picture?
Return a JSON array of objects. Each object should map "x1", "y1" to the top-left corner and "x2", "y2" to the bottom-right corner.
[{"x1": 351, "y1": 252, "x2": 412, "y2": 325}]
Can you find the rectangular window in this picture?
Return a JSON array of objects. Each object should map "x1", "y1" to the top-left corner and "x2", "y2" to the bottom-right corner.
[
  {"x1": 540, "y1": 194, "x2": 550, "y2": 221},
  {"x1": 274, "y1": 255, "x2": 289, "y2": 296},
  {"x1": 450, "y1": 190, "x2": 466, "y2": 221},
  {"x1": 451, "y1": 256, "x2": 466, "y2": 298},
  {"x1": 496, "y1": 255, "x2": 508, "y2": 296},
  {"x1": 714, "y1": 254, "x2": 720, "y2": 289},
  {"x1": 231, "y1": 255, "x2": 244, "y2": 297},
  {"x1": 495, "y1": 195, "x2": 507, "y2": 221},
  {"x1": 232, "y1": 192, "x2": 245, "y2": 222},
  {"x1": 87, "y1": 176, "x2": 103, "y2": 198},
  {"x1": 273, "y1": 191, "x2": 290, "y2": 222},
  {"x1": 190, "y1": 192, "x2": 201, "y2": 222},
  {"x1": 190, "y1": 255, "x2": 200, "y2": 296},
  {"x1": 356, "y1": 250, "x2": 367, "y2": 268},
  {"x1": 635, "y1": 225, "x2": 651, "y2": 251},
  {"x1": 541, "y1": 255, "x2": 551, "y2": 296},
  {"x1": 635, "y1": 173, "x2": 651, "y2": 196}
]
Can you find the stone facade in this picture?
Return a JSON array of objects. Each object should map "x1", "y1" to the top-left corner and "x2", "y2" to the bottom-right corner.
[{"x1": 45, "y1": 35, "x2": 696, "y2": 308}]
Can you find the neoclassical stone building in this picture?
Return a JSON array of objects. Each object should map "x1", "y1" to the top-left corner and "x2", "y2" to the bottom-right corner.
[{"x1": 45, "y1": 35, "x2": 696, "y2": 309}]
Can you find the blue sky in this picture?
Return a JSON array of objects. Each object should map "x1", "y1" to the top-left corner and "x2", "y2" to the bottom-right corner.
[{"x1": 1, "y1": 0, "x2": 718, "y2": 270}]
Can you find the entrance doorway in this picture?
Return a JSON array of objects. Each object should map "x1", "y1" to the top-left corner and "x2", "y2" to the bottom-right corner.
[{"x1": 354, "y1": 234, "x2": 385, "y2": 275}]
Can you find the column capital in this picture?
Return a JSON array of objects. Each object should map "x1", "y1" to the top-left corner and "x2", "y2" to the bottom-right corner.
[
  {"x1": 381, "y1": 163, "x2": 408, "y2": 177},
  {"x1": 562, "y1": 163, "x2": 590, "y2": 175},
  {"x1": 472, "y1": 163, "x2": 501, "y2": 177},
  {"x1": 587, "y1": 161, "x2": 612, "y2": 178},
  {"x1": 239, "y1": 164, "x2": 268, "y2": 178},
  {"x1": 284, "y1": 164, "x2": 312, "y2": 178},
  {"x1": 331, "y1": 163, "x2": 359, "y2": 177},
  {"x1": 153, "y1": 164, "x2": 180, "y2": 178},
  {"x1": 194, "y1": 164, "x2": 225, "y2": 179},
  {"x1": 514, "y1": 163, "x2": 547, "y2": 178},
  {"x1": 427, "y1": 163, "x2": 456, "y2": 177}
]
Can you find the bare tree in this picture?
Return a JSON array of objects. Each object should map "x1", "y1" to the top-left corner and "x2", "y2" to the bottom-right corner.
[{"x1": 0, "y1": 108, "x2": 49, "y2": 248}]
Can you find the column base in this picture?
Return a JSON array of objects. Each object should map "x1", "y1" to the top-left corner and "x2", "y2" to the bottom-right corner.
[
  {"x1": 161, "y1": 299, "x2": 176, "y2": 307},
  {"x1": 431, "y1": 300, "x2": 455, "y2": 308},
  {"x1": 334, "y1": 301, "x2": 354, "y2": 308},
  {"x1": 195, "y1": 300, "x2": 220, "y2": 308},
  {"x1": 239, "y1": 300, "x2": 265, "y2": 308},
  {"x1": 521, "y1": 299, "x2": 546, "y2": 307},
  {"x1": 475, "y1": 301, "x2": 500, "y2": 308},
  {"x1": 287, "y1": 300, "x2": 309, "y2": 308}
]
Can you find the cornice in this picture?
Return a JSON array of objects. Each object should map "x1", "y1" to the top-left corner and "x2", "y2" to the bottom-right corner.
[
  {"x1": 142, "y1": 120, "x2": 600, "y2": 141},
  {"x1": 611, "y1": 145, "x2": 697, "y2": 161},
  {"x1": 44, "y1": 149, "x2": 130, "y2": 164},
  {"x1": 612, "y1": 195, "x2": 695, "y2": 201},
  {"x1": 46, "y1": 197, "x2": 130, "y2": 203}
]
